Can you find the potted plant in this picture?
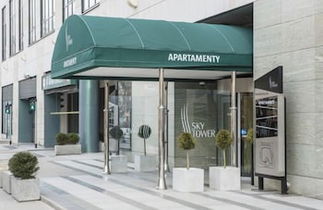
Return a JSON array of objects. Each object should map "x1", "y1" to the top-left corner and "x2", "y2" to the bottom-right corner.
[
  {"x1": 109, "y1": 126, "x2": 127, "y2": 173},
  {"x1": 245, "y1": 128, "x2": 254, "y2": 184},
  {"x1": 110, "y1": 126, "x2": 123, "y2": 155},
  {"x1": 54, "y1": 133, "x2": 81, "y2": 155},
  {"x1": 172, "y1": 132, "x2": 204, "y2": 192},
  {"x1": 1, "y1": 162, "x2": 11, "y2": 194},
  {"x1": 9, "y1": 152, "x2": 40, "y2": 201},
  {"x1": 134, "y1": 125, "x2": 156, "y2": 172},
  {"x1": 209, "y1": 129, "x2": 241, "y2": 191},
  {"x1": 246, "y1": 128, "x2": 254, "y2": 144}
]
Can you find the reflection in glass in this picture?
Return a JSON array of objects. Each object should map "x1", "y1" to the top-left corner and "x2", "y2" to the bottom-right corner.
[{"x1": 256, "y1": 96, "x2": 278, "y2": 138}]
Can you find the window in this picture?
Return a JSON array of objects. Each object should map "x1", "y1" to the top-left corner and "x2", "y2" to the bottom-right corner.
[
  {"x1": 82, "y1": 0, "x2": 99, "y2": 13},
  {"x1": 63, "y1": 0, "x2": 74, "y2": 21},
  {"x1": 2, "y1": 6, "x2": 7, "y2": 61},
  {"x1": 18, "y1": 0, "x2": 23, "y2": 51},
  {"x1": 29, "y1": 0, "x2": 39, "y2": 44},
  {"x1": 41, "y1": 0, "x2": 54, "y2": 37},
  {"x1": 9, "y1": 0, "x2": 16, "y2": 56}
]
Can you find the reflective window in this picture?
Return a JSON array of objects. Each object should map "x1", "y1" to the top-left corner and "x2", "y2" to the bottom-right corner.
[
  {"x1": 29, "y1": 0, "x2": 40, "y2": 44},
  {"x1": 41, "y1": 0, "x2": 54, "y2": 37},
  {"x1": 2, "y1": 6, "x2": 7, "y2": 61},
  {"x1": 82, "y1": 0, "x2": 99, "y2": 13},
  {"x1": 63, "y1": 0, "x2": 74, "y2": 21},
  {"x1": 9, "y1": 0, "x2": 16, "y2": 55},
  {"x1": 18, "y1": 0, "x2": 23, "y2": 51}
]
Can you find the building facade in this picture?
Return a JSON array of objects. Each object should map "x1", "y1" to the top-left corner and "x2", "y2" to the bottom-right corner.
[{"x1": 0, "y1": 0, "x2": 322, "y2": 199}]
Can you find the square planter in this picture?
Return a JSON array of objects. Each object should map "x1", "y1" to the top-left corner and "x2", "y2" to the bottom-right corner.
[
  {"x1": 2, "y1": 171, "x2": 12, "y2": 194},
  {"x1": 55, "y1": 144, "x2": 81, "y2": 155},
  {"x1": 209, "y1": 166, "x2": 241, "y2": 191},
  {"x1": 134, "y1": 154, "x2": 156, "y2": 172},
  {"x1": 111, "y1": 155, "x2": 127, "y2": 173},
  {"x1": 11, "y1": 176, "x2": 40, "y2": 202},
  {"x1": 0, "y1": 163, "x2": 8, "y2": 188},
  {"x1": 173, "y1": 168, "x2": 204, "y2": 192}
]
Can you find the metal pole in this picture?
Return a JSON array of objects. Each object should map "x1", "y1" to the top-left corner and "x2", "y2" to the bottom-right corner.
[
  {"x1": 231, "y1": 71, "x2": 237, "y2": 167},
  {"x1": 103, "y1": 83, "x2": 111, "y2": 174},
  {"x1": 35, "y1": 103, "x2": 37, "y2": 148},
  {"x1": 157, "y1": 68, "x2": 167, "y2": 190},
  {"x1": 164, "y1": 82, "x2": 170, "y2": 172},
  {"x1": 9, "y1": 104, "x2": 12, "y2": 145}
]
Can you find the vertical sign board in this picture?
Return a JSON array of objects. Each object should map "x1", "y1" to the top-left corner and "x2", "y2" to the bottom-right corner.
[{"x1": 254, "y1": 66, "x2": 287, "y2": 194}]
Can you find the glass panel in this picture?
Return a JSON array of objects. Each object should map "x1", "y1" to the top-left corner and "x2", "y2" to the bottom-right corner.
[
  {"x1": 174, "y1": 82, "x2": 230, "y2": 169},
  {"x1": 256, "y1": 96, "x2": 278, "y2": 138},
  {"x1": 240, "y1": 93, "x2": 253, "y2": 176},
  {"x1": 216, "y1": 93, "x2": 231, "y2": 167},
  {"x1": 2, "y1": 101, "x2": 13, "y2": 137},
  {"x1": 67, "y1": 93, "x2": 79, "y2": 133},
  {"x1": 107, "y1": 81, "x2": 132, "y2": 152}
]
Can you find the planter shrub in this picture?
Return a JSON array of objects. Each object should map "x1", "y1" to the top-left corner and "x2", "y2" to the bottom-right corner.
[
  {"x1": 110, "y1": 126, "x2": 124, "y2": 155},
  {"x1": 67, "y1": 133, "x2": 80, "y2": 144},
  {"x1": 9, "y1": 152, "x2": 39, "y2": 179},
  {"x1": 245, "y1": 128, "x2": 254, "y2": 144},
  {"x1": 177, "y1": 132, "x2": 195, "y2": 169},
  {"x1": 138, "y1": 125, "x2": 152, "y2": 156},
  {"x1": 56, "y1": 133, "x2": 79, "y2": 145},
  {"x1": 215, "y1": 129, "x2": 232, "y2": 168},
  {"x1": 56, "y1": 133, "x2": 69, "y2": 145}
]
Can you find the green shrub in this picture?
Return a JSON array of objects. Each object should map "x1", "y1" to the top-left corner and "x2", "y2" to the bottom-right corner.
[
  {"x1": 67, "y1": 133, "x2": 79, "y2": 144},
  {"x1": 138, "y1": 125, "x2": 152, "y2": 156},
  {"x1": 110, "y1": 126, "x2": 124, "y2": 140},
  {"x1": 215, "y1": 129, "x2": 233, "y2": 168},
  {"x1": 56, "y1": 133, "x2": 69, "y2": 145},
  {"x1": 110, "y1": 126, "x2": 124, "y2": 155},
  {"x1": 9, "y1": 152, "x2": 39, "y2": 179},
  {"x1": 245, "y1": 128, "x2": 254, "y2": 144},
  {"x1": 177, "y1": 132, "x2": 195, "y2": 169},
  {"x1": 178, "y1": 133, "x2": 195, "y2": 150}
]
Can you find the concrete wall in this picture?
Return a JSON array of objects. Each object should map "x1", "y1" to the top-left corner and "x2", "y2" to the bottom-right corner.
[{"x1": 254, "y1": 0, "x2": 323, "y2": 199}]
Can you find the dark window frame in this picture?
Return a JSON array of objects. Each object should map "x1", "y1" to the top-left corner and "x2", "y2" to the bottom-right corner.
[
  {"x1": 28, "y1": 0, "x2": 37, "y2": 45},
  {"x1": 63, "y1": 0, "x2": 74, "y2": 22},
  {"x1": 82, "y1": 0, "x2": 99, "y2": 14},
  {"x1": 9, "y1": 0, "x2": 16, "y2": 56},
  {"x1": 18, "y1": 0, "x2": 23, "y2": 51},
  {"x1": 40, "y1": 0, "x2": 54, "y2": 37},
  {"x1": 2, "y1": 6, "x2": 7, "y2": 61}
]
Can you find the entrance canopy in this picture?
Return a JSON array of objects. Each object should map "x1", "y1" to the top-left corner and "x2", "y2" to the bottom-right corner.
[{"x1": 51, "y1": 15, "x2": 252, "y2": 80}]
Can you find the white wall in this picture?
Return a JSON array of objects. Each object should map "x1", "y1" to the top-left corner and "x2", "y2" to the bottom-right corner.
[{"x1": 254, "y1": 0, "x2": 323, "y2": 199}]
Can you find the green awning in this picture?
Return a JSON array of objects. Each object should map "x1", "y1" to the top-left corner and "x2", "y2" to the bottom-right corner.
[{"x1": 51, "y1": 15, "x2": 252, "y2": 80}]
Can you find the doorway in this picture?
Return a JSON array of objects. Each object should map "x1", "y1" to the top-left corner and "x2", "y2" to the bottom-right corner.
[{"x1": 239, "y1": 93, "x2": 253, "y2": 177}]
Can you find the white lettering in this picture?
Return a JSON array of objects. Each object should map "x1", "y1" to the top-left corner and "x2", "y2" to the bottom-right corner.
[
  {"x1": 168, "y1": 53, "x2": 221, "y2": 63},
  {"x1": 168, "y1": 53, "x2": 174, "y2": 61},
  {"x1": 63, "y1": 57, "x2": 77, "y2": 68}
]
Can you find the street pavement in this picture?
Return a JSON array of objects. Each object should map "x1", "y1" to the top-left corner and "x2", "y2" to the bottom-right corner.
[{"x1": 1, "y1": 142, "x2": 323, "y2": 210}]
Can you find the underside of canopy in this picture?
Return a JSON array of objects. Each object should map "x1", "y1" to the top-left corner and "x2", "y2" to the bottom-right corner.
[{"x1": 51, "y1": 15, "x2": 253, "y2": 80}]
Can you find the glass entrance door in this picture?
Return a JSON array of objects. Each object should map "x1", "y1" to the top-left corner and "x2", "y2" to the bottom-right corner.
[{"x1": 239, "y1": 93, "x2": 253, "y2": 177}]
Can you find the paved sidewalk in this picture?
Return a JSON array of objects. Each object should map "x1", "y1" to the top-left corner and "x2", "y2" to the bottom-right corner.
[
  {"x1": 41, "y1": 157, "x2": 323, "y2": 210},
  {"x1": 1, "y1": 143, "x2": 323, "y2": 210},
  {"x1": 0, "y1": 190, "x2": 53, "y2": 210}
]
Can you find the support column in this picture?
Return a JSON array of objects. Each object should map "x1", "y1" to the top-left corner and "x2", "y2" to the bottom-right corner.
[
  {"x1": 79, "y1": 80, "x2": 99, "y2": 153},
  {"x1": 231, "y1": 71, "x2": 237, "y2": 167},
  {"x1": 164, "y1": 82, "x2": 170, "y2": 172},
  {"x1": 157, "y1": 68, "x2": 167, "y2": 190},
  {"x1": 103, "y1": 83, "x2": 110, "y2": 174}
]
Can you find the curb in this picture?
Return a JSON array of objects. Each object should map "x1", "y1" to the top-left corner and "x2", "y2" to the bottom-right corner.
[{"x1": 41, "y1": 195, "x2": 66, "y2": 210}]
